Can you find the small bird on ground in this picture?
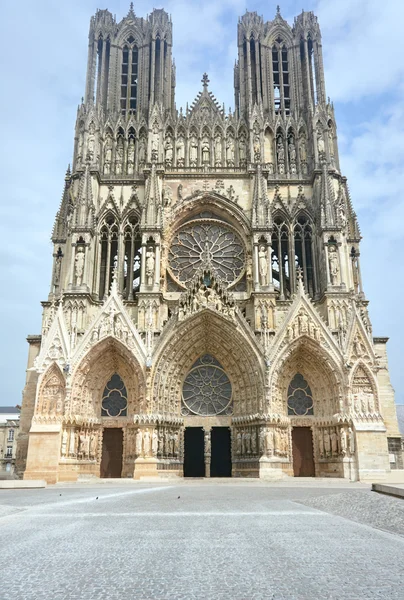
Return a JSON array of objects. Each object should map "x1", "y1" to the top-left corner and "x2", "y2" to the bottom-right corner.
[{"x1": 177, "y1": 496, "x2": 180, "y2": 499}]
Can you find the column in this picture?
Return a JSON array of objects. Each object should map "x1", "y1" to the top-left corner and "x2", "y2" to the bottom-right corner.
[
  {"x1": 118, "y1": 232, "x2": 125, "y2": 292},
  {"x1": 94, "y1": 238, "x2": 101, "y2": 299},
  {"x1": 140, "y1": 242, "x2": 147, "y2": 286},
  {"x1": 104, "y1": 235, "x2": 111, "y2": 298},
  {"x1": 128, "y1": 235, "x2": 136, "y2": 301},
  {"x1": 253, "y1": 242, "x2": 259, "y2": 289},
  {"x1": 154, "y1": 243, "x2": 161, "y2": 288},
  {"x1": 69, "y1": 244, "x2": 76, "y2": 288},
  {"x1": 267, "y1": 241, "x2": 272, "y2": 286},
  {"x1": 204, "y1": 428, "x2": 211, "y2": 478},
  {"x1": 324, "y1": 244, "x2": 330, "y2": 286},
  {"x1": 150, "y1": 39, "x2": 156, "y2": 106},
  {"x1": 246, "y1": 40, "x2": 252, "y2": 110}
]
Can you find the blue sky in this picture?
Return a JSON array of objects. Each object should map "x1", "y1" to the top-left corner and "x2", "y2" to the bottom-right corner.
[{"x1": 1, "y1": 0, "x2": 404, "y2": 406}]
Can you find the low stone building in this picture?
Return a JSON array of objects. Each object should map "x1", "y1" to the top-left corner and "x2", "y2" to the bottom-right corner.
[
  {"x1": 17, "y1": 4, "x2": 402, "y2": 484},
  {"x1": 0, "y1": 408, "x2": 20, "y2": 475}
]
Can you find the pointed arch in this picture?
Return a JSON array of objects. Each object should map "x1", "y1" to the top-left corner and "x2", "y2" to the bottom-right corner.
[
  {"x1": 350, "y1": 361, "x2": 379, "y2": 413},
  {"x1": 152, "y1": 311, "x2": 265, "y2": 416},
  {"x1": 293, "y1": 211, "x2": 317, "y2": 298},
  {"x1": 98, "y1": 211, "x2": 119, "y2": 299},
  {"x1": 70, "y1": 337, "x2": 145, "y2": 420},
  {"x1": 36, "y1": 363, "x2": 66, "y2": 416}
]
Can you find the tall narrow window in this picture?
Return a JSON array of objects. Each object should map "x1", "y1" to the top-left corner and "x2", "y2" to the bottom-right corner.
[
  {"x1": 130, "y1": 46, "x2": 138, "y2": 110},
  {"x1": 308, "y1": 36, "x2": 317, "y2": 105},
  {"x1": 99, "y1": 214, "x2": 118, "y2": 299},
  {"x1": 121, "y1": 46, "x2": 129, "y2": 112},
  {"x1": 272, "y1": 217, "x2": 291, "y2": 299},
  {"x1": 294, "y1": 215, "x2": 316, "y2": 298},
  {"x1": 272, "y1": 45, "x2": 280, "y2": 113},
  {"x1": 250, "y1": 39, "x2": 257, "y2": 104},
  {"x1": 123, "y1": 215, "x2": 141, "y2": 300},
  {"x1": 272, "y1": 40, "x2": 290, "y2": 115},
  {"x1": 282, "y1": 46, "x2": 290, "y2": 115}
]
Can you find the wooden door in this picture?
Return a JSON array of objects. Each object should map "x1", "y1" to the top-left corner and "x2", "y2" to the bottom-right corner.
[
  {"x1": 100, "y1": 428, "x2": 123, "y2": 478},
  {"x1": 292, "y1": 427, "x2": 315, "y2": 477}
]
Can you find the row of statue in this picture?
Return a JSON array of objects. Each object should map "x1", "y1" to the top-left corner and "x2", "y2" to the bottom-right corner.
[
  {"x1": 125, "y1": 427, "x2": 181, "y2": 459},
  {"x1": 287, "y1": 310, "x2": 321, "y2": 341},
  {"x1": 178, "y1": 283, "x2": 237, "y2": 320},
  {"x1": 60, "y1": 427, "x2": 99, "y2": 460},
  {"x1": 318, "y1": 426, "x2": 355, "y2": 458},
  {"x1": 352, "y1": 389, "x2": 376, "y2": 414},
  {"x1": 234, "y1": 426, "x2": 289, "y2": 458}
]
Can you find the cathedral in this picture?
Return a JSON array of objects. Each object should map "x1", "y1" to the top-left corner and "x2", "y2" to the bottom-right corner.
[{"x1": 17, "y1": 4, "x2": 402, "y2": 483}]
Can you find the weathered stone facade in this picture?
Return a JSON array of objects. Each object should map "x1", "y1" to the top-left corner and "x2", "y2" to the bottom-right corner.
[{"x1": 18, "y1": 4, "x2": 401, "y2": 483}]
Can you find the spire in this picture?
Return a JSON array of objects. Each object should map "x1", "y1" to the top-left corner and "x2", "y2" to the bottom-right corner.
[
  {"x1": 202, "y1": 73, "x2": 209, "y2": 91},
  {"x1": 128, "y1": 2, "x2": 135, "y2": 18},
  {"x1": 75, "y1": 162, "x2": 94, "y2": 228},
  {"x1": 52, "y1": 168, "x2": 73, "y2": 242},
  {"x1": 296, "y1": 266, "x2": 305, "y2": 295},
  {"x1": 142, "y1": 163, "x2": 162, "y2": 228}
]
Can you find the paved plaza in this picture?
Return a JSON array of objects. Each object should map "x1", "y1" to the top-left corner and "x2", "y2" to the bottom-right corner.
[{"x1": 1, "y1": 480, "x2": 404, "y2": 599}]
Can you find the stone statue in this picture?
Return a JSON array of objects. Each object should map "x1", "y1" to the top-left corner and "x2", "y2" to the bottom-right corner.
[
  {"x1": 318, "y1": 430, "x2": 324, "y2": 457},
  {"x1": 299, "y1": 134, "x2": 307, "y2": 162},
  {"x1": 340, "y1": 428, "x2": 347, "y2": 455},
  {"x1": 74, "y1": 246, "x2": 85, "y2": 286},
  {"x1": 143, "y1": 429, "x2": 151, "y2": 456},
  {"x1": 214, "y1": 134, "x2": 222, "y2": 165},
  {"x1": 69, "y1": 428, "x2": 76, "y2": 457},
  {"x1": 204, "y1": 430, "x2": 211, "y2": 455},
  {"x1": 330, "y1": 429, "x2": 338, "y2": 455},
  {"x1": 244, "y1": 430, "x2": 251, "y2": 453},
  {"x1": 138, "y1": 137, "x2": 146, "y2": 166},
  {"x1": 239, "y1": 134, "x2": 247, "y2": 165},
  {"x1": 277, "y1": 138, "x2": 285, "y2": 164},
  {"x1": 104, "y1": 137, "x2": 112, "y2": 174},
  {"x1": 317, "y1": 128, "x2": 325, "y2": 155},
  {"x1": 176, "y1": 136, "x2": 185, "y2": 166},
  {"x1": 348, "y1": 427, "x2": 355, "y2": 454},
  {"x1": 328, "y1": 245, "x2": 340, "y2": 285},
  {"x1": 190, "y1": 136, "x2": 198, "y2": 166},
  {"x1": 202, "y1": 138, "x2": 210, "y2": 164},
  {"x1": 236, "y1": 431, "x2": 242, "y2": 454},
  {"x1": 323, "y1": 428, "x2": 331, "y2": 455},
  {"x1": 127, "y1": 138, "x2": 135, "y2": 174},
  {"x1": 115, "y1": 142, "x2": 123, "y2": 175},
  {"x1": 151, "y1": 121, "x2": 159, "y2": 159},
  {"x1": 226, "y1": 136, "x2": 235, "y2": 165},
  {"x1": 135, "y1": 428, "x2": 143, "y2": 456},
  {"x1": 258, "y1": 245, "x2": 268, "y2": 286},
  {"x1": 145, "y1": 247, "x2": 155, "y2": 286},
  {"x1": 288, "y1": 139, "x2": 296, "y2": 163},
  {"x1": 164, "y1": 135, "x2": 173, "y2": 166},
  {"x1": 90, "y1": 432, "x2": 98, "y2": 460},
  {"x1": 265, "y1": 428, "x2": 273, "y2": 456},
  {"x1": 61, "y1": 429, "x2": 68, "y2": 457},
  {"x1": 250, "y1": 430, "x2": 257, "y2": 454}
]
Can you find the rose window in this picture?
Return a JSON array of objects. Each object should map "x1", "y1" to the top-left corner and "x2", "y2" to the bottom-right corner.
[
  {"x1": 168, "y1": 221, "x2": 245, "y2": 287},
  {"x1": 101, "y1": 373, "x2": 128, "y2": 417},
  {"x1": 287, "y1": 373, "x2": 314, "y2": 416},
  {"x1": 182, "y1": 355, "x2": 233, "y2": 416}
]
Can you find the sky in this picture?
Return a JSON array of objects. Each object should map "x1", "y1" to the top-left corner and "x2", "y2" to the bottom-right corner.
[{"x1": 1, "y1": 0, "x2": 404, "y2": 406}]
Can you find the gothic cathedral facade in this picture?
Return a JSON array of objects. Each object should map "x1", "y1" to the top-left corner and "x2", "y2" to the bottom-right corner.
[{"x1": 18, "y1": 5, "x2": 402, "y2": 483}]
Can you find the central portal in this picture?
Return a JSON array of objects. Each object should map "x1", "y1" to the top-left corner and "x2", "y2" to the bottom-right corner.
[
  {"x1": 100, "y1": 428, "x2": 123, "y2": 478},
  {"x1": 211, "y1": 427, "x2": 232, "y2": 477},
  {"x1": 184, "y1": 427, "x2": 205, "y2": 477}
]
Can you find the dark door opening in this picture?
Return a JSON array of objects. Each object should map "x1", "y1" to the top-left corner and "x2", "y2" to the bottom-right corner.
[
  {"x1": 100, "y1": 428, "x2": 123, "y2": 478},
  {"x1": 211, "y1": 427, "x2": 232, "y2": 477},
  {"x1": 292, "y1": 427, "x2": 315, "y2": 477},
  {"x1": 184, "y1": 427, "x2": 205, "y2": 477}
]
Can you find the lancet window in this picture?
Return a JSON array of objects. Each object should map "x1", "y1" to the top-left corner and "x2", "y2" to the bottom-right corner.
[
  {"x1": 294, "y1": 215, "x2": 316, "y2": 297},
  {"x1": 120, "y1": 39, "x2": 138, "y2": 114},
  {"x1": 123, "y1": 215, "x2": 141, "y2": 300},
  {"x1": 272, "y1": 214, "x2": 317, "y2": 299},
  {"x1": 99, "y1": 214, "x2": 118, "y2": 299},
  {"x1": 272, "y1": 216, "x2": 291, "y2": 299},
  {"x1": 272, "y1": 39, "x2": 290, "y2": 115}
]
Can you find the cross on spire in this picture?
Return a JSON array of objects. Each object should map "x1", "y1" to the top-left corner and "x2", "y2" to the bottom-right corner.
[{"x1": 202, "y1": 73, "x2": 209, "y2": 90}]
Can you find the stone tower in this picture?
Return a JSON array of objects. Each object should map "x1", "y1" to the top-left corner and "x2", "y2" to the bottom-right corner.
[{"x1": 18, "y1": 5, "x2": 402, "y2": 483}]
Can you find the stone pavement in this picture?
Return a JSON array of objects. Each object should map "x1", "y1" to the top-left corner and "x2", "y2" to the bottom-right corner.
[{"x1": 1, "y1": 481, "x2": 404, "y2": 599}]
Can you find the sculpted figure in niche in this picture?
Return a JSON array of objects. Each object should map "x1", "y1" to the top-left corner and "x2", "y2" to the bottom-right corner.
[
  {"x1": 115, "y1": 141, "x2": 123, "y2": 175},
  {"x1": 298, "y1": 311, "x2": 309, "y2": 334},
  {"x1": 176, "y1": 136, "x2": 185, "y2": 166},
  {"x1": 328, "y1": 126, "x2": 335, "y2": 163},
  {"x1": 143, "y1": 429, "x2": 151, "y2": 456},
  {"x1": 173, "y1": 431, "x2": 179, "y2": 456},
  {"x1": 151, "y1": 429, "x2": 158, "y2": 456},
  {"x1": 226, "y1": 135, "x2": 235, "y2": 166},
  {"x1": 104, "y1": 136, "x2": 112, "y2": 174},
  {"x1": 318, "y1": 430, "x2": 324, "y2": 457},
  {"x1": 138, "y1": 137, "x2": 146, "y2": 167},
  {"x1": 204, "y1": 431, "x2": 211, "y2": 455},
  {"x1": 90, "y1": 431, "x2": 98, "y2": 460},
  {"x1": 288, "y1": 138, "x2": 296, "y2": 163},
  {"x1": 145, "y1": 247, "x2": 155, "y2": 286},
  {"x1": 69, "y1": 429, "x2": 76, "y2": 457},
  {"x1": 299, "y1": 134, "x2": 307, "y2": 162},
  {"x1": 317, "y1": 126, "x2": 325, "y2": 156},
  {"x1": 277, "y1": 137, "x2": 285, "y2": 164},
  {"x1": 214, "y1": 134, "x2": 222, "y2": 165},
  {"x1": 239, "y1": 133, "x2": 247, "y2": 166},
  {"x1": 265, "y1": 428, "x2": 273, "y2": 456},
  {"x1": 135, "y1": 428, "x2": 143, "y2": 456},
  {"x1": 258, "y1": 245, "x2": 268, "y2": 286},
  {"x1": 340, "y1": 428, "x2": 347, "y2": 455},
  {"x1": 330, "y1": 429, "x2": 339, "y2": 455},
  {"x1": 323, "y1": 428, "x2": 331, "y2": 456},
  {"x1": 164, "y1": 134, "x2": 173, "y2": 167},
  {"x1": 61, "y1": 429, "x2": 68, "y2": 457},
  {"x1": 348, "y1": 427, "x2": 355, "y2": 454},
  {"x1": 250, "y1": 430, "x2": 257, "y2": 454},
  {"x1": 202, "y1": 138, "x2": 210, "y2": 164},
  {"x1": 189, "y1": 136, "x2": 198, "y2": 166},
  {"x1": 236, "y1": 431, "x2": 242, "y2": 454},
  {"x1": 151, "y1": 121, "x2": 159, "y2": 159},
  {"x1": 74, "y1": 246, "x2": 85, "y2": 286},
  {"x1": 127, "y1": 138, "x2": 135, "y2": 175},
  {"x1": 328, "y1": 245, "x2": 340, "y2": 285}
]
